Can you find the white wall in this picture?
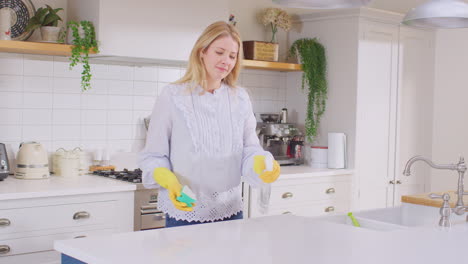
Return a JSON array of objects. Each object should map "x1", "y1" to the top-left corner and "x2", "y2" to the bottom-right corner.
[{"x1": 432, "y1": 28, "x2": 468, "y2": 191}]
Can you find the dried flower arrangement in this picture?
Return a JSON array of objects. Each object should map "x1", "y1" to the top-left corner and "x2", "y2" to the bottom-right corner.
[{"x1": 259, "y1": 8, "x2": 291, "y2": 43}]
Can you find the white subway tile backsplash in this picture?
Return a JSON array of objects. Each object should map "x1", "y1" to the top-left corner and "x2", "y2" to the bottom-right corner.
[
  {"x1": 53, "y1": 93, "x2": 81, "y2": 109},
  {"x1": 109, "y1": 95, "x2": 132, "y2": 110},
  {"x1": 24, "y1": 76, "x2": 53, "y2": 93},
  {"x1": 0, "y1": 75, "x2": 23, "y2": 92},
  {"x1": 53, "y1": 125, "x2": 81, "y2": 141},
  {"x1": 0, "y1": 57, "x2": 286, "y2": 153},
  {"x1": 0, "y1": 54, "x2": 23, "y2": 75},
  {"x1": 134, "y1": 81, "x2": 157, "y2": 96},
  {"x1": 158, "y1": 67, "x2": 180, "y2": 83},
  {"x1": 108, "y1": 125, "x2": 133, "y2": 140},
  {"x1": 81, "y1": 125, "x2": 107, "y2": 140},
  {"x1": 0, "y1": 109, "x2": 21, "y2": 124},
  {"x1": 133, "y1": 96, "x2": 155, "y2": 111},
  {"x1": 108, "y1": 80, "x2": 133, "y2": 95},
  {"x1": 82, "y1": 94, "x2": 108, "y2": 110},
  {"x1": 0, "y1": 125, "x2": 22, "y2": 141},
  {"x1": 108, "y1": 110, "x2": 133, "y2": 125},
  {"x1": 53, "y1": 109, "x2": 81, "y2": 125},
  {"x1": 82, "y1": 110, "x2": 107, "y2": 125},
  {"x1": 23, "y1": 109, "x2": 52, "y2": 125},
  {"x1": 107, "y1": 65, "x2": 134, "y2": 80},
  {"x1": 24, "y1": 56, "x2": 53, "y2": 77},
  {"x1": 134, "y1": 66, "x2": 157, "y2": 81},
  {"x1": 23, "y1": 125, "x2": 52, "y2": 141},
  {"x1": 53, "y1": 77, "x2": 82, "y2": 93}
]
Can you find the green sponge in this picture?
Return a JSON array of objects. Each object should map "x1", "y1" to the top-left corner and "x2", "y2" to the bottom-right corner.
[
  {"x1": 176, "y1": 186, "x2": 197, "y2": 207},
  {"x1": 347, "y1": 212, "x2": 361, "y2": 227}
]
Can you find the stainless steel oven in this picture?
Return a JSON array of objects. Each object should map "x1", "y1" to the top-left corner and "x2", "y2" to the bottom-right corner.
[{"x1": 134, "y1": 186, "x2": 166, "y2": 230}]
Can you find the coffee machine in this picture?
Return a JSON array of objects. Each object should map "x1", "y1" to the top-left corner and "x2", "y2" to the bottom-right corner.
[{"x1": 257, "y1": 113, "x2": 305, "y2": 165}]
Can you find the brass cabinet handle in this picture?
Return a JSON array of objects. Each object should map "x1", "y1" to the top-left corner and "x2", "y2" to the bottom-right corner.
[
  {"x1": 389, "y1": 180, "x2": 395, "y2": 184},
  {"x1": 0, "y1": 245, "x2": 10, "y2": 254},
  {"x1": 282, "y1": 192, "x2": 293, "y2": 199},
  {"x1": 282, "y1": 211, "x2": 292, "y2": 214},
  {"x1": 74, "y1": 235, "x2": 87, "y2": 239},
  {"x1": 73, "y1": 211, "x2": 90, "y2": 220},
  {"x1": 396, "y1": 180, "x2": 402, "y2": 184},
  {"x1": 325, "y1": 188, "x2": 335, "y2": 194},
  {"x1": 324, "y1": 206, "x2": 335, "y2": 213},
  {"x1": 0, "y1": 218, "x2": 10, "y2": 227}
]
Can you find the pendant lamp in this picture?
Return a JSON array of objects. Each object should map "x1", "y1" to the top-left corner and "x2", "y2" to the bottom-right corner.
[
  {"x1": 272, "y1": 0, "x2": 372, "y2": 9},
  {"x1": 403, "y1": 0, "x2": 468, "y2": 28}
]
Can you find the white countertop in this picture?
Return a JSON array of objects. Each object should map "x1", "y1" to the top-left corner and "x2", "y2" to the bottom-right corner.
[
  {"x1": 54, "y1": 214, "x2": 468, "y2": 264},
  {"x1": 280, "y1": 165, "x2": 353, "y2": 179},
  {"x1": 0, "y1": 175, "x2": 136, "y2": 201}
]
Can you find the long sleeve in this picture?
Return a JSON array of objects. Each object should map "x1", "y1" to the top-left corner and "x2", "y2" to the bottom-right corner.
[
  {"x1": 138, "y1": 87, "x2": 173, "y2": 189},
  {"x1": 241, "y1": 97, "x2": 273, "y2": 188}
]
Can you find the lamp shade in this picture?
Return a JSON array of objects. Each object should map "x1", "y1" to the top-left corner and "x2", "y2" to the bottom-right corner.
[
  {"x1": 403, "y1": 0, "x2": 468, "y2": 28},
  {"x1": 272, "y1": 0, "x2": 372, "y2": 9}
]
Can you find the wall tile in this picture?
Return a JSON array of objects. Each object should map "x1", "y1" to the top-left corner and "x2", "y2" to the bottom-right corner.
[
  {"x1": 108, "y1": 95, "x2": 132, "y2": 110},
  {"x1": 134, "y1": 66, "x2": 157, "y2": 81},
  {"x1": 51, "y1": 141, "x2": 81, "y2": 151},
  {"x1": 82, "y1": 110, "x2": 107, "y2": 125},
  {"x1": 53, "y1": 61, "x2": 81, "y2": 78},
  {"x1": 23, "y1": 125, "x2": 52, "y2": 141},
  {"x1": 0, "y1": 125, "x2": 22, "y2": 141},
  {"x1": 107, "y1": 125, "x2": 133, "y2": 140},
  {"x1": 82, "y1": 94, "x2": 108, "y2": 110},
  {"x1": 134, "y1": 81, "x2": 157, "y2": 96},
  {"x1": 0, "y1": 75, "x2": 23, "y2": 92},
  {"x1": 86, "y1": 79, "x2": 108, "y2": 95},
  {"x1": 23, "y1": 109, "x2": 51, "y2": 125},
  {"x1": 24, "y1": 76, "x2": 53, "y2": 93},
  {"x1": 133, "y1": 96, "x2": 155, "y2": 111},
  {"x1": 134, "y1": 124, "x2": 147, "y2": 140},
  {"x1": 53, "y1": 125, "x2": 81, "y2": 141},
  {"x1": 107, "y1": 65, "x2": 134, "y2": 80},
  {"x1": 133, "y1": 110, "x2": 151, "y2": 125},
  {"x1": 24, "y1": 56, "x2": 53, "y2": 77},
  {"x1": 0, "y1": 109, "x2": 21, "y2": 125},
  {"x1": 158, "y1": 67, "x2": 180, "y2": 83},
  {"x1": 108, "y1": 80, "x2": 133, "y2": 95},
  {"x1": 53, "y1": 78, "x2": 81, "y2": 94},
  {"x1": 90, "y1": 64, "x2": 108, "y2": 80},
  {"x1": 81, "y1": 125, "x2": 107, "y2": 140},
  {"x1": 53, "y1": 93, "x2": 81, "y2": 109},
  {"x1": 0, "y1": 54, "x2": 23, "y2": 75},
  {"x1": 23, "y1": 93, "x2": 52, "y2": 109},
  {"x1": 53, "y1": 109, "x2": 81, "y2": 125},
  {"x1": 108, "y1": 110, "x2": 133, "y2": 125},
  {"x1": 242, "y1": 74, "x2": 262, "y2": 87}
]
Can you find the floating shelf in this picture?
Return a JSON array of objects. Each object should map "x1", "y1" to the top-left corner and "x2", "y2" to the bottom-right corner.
[
  {"x1": 0, "y1": 40, "x2": 96, "y2": 56},
  {"x1": 242, "y1": 59, "x2": 302, "y2": 72}
]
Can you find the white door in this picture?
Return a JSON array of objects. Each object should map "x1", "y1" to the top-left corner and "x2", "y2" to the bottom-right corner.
[
  {"x1": 393, "y1": 26, "x2": 434, "y2": 206},
  {"x1": 355, "y1": 21, "x2": 399, "y2": 210}
]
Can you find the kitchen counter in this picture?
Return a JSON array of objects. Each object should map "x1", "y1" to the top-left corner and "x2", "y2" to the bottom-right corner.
[
  {"x1": 54, "y1": 214, "x2": 468, "y2": 264},
  {"x1": 279, "y1": 165, "x2": 353, "y2": 179},
  {"x1": 0, "y1": 175, "x2": 136, "y2": 201},
  {"x1": 402, "y1": 190, "x2": 468, "y2": 208}
]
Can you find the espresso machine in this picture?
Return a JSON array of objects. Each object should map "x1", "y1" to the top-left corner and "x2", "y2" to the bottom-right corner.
[{"x1": 257, "y1": 111, "x2": 305, "y2": 166}]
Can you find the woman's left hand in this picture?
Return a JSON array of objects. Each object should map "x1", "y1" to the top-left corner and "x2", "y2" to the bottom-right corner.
[{"x1": 253, "y1": 155, "x2": 280, "y2": 183}]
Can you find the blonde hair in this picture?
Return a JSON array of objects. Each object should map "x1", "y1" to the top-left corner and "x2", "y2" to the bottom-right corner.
[{"x1": 175, "y1": 21, "x2": 243, "y2": 92}]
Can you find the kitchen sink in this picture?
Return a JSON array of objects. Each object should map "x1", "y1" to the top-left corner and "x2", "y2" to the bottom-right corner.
[{"x1": 318, "y1": 214, "x2": 406, "y2": 232}]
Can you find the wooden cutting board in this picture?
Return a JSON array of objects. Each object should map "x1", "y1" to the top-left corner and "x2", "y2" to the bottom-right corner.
[{"x1": 401, "y1": 190, "x2": 468, "y2": 208}]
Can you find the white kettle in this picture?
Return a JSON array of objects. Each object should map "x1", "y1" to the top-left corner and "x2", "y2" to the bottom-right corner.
[{"x1": 15, "y1": 142, "x2": 50, "y2": 179}]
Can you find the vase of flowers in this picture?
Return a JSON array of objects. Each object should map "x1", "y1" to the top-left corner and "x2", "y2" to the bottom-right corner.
[{"x1": 260, "y1": 8, "x2": 291, "y2": 44}]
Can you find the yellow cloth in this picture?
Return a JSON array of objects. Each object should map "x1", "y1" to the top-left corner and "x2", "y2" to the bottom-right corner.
[
  {"x1": 253, "y1": 155, "x2": 280, "y2": 183},
  {"x1": 153, "y1": 168, "x2": 195, "y2": 211}
]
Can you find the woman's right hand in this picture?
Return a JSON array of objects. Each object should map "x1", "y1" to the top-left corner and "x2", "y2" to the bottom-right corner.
[{"x1": 153, "y1": 168, "x2": 195, "y2": 211}]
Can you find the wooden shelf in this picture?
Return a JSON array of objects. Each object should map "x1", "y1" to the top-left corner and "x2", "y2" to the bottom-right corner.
[
  {"x1": 242, "y1": 59, "x2": 302, "y2": 72},
  {"x1": 0, "y1": 40, "x2": 96, "y2": 56}
]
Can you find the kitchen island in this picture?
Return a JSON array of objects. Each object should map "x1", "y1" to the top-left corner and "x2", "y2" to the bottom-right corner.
[{"x1": 54, "y1": 213, "x2": 468, "y2": 264}]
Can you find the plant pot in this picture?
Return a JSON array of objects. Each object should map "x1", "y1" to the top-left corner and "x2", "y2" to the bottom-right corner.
[
  {"x1": 243, "y1": 41, "x2": 279, "y2": 62},
  {"x1": 40, "y1": 26, "x2": 61, "y2": 42}
]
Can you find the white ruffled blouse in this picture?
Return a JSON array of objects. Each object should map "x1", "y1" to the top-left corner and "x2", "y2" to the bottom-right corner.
[{"x1": 138, "y1": 82, "x2": 271, "y2": 222}]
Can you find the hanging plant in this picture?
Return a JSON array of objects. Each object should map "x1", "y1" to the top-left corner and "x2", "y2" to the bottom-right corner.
[
  {"x1": 67, "y1": 21, "x2": 99, "y2": 91},
  {"x1": 289, "y1": 38, "x2": 328, "y2": 142}
]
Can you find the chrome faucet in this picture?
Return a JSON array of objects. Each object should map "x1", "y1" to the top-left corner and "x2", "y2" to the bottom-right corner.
[{"x1": 403, "y1": 155, "x2": 468, "y2": 225}]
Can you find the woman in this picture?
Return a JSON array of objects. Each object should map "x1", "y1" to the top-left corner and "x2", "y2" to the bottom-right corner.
[{"x1": 138, "y1": 21, "x2": 280, "y2": 228}]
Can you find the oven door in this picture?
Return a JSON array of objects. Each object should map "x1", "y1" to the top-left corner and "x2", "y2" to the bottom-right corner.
[{"x1": 140, "y1": 205, "x2": 166, "y2": 230}]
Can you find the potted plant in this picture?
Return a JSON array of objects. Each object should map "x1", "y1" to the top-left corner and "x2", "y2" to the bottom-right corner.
[
  {"x1": 25, "y1": 5, "x2": 64, "y2": 42},
  {"x1": 67, "y1": 21, "x2": 99, "y2": 91},
  {"x1": 289, "y1": 38, "x2": 328, "y2": 142}
]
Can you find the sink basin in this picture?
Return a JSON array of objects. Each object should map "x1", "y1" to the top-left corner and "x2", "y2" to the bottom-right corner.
[
  {"x1": 354, "y1": 203, "x2": 466, "y2": 227},
  {"x1": 318, "y1": 214, "x2": 406, "y2": 231}
]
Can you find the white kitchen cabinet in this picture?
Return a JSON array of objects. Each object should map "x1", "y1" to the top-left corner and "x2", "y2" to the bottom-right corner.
[
  {"x1": 0, "y1": 191, "x2": 134, "y2": 264},
  {"x1": 247, "y1": 171, "x2": 352, "y2": 218},
  {"x1": 68, "y1": 0, "x2": 228, "y2": 62},
  {"x1": 287, "y1": 8, "x2": 434, "y2": 211}
]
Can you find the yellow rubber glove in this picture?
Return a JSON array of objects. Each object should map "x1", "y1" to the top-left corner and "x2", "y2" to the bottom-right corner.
[
  {"x1": 253, "y1": 155, "x2": 281, "y2": 183},
  {"x1": 153, "y1": 168, "x2": 195, "y2": 211}
]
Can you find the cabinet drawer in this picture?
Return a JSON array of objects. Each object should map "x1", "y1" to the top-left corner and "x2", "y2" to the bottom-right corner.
[
  {"x1": 0, "y1": 228, "x2": 114, "y2": 257},
  {"x1": 269, "y1": 181, "x2": 350, "y2": 206},
  {"x1": 0, "y1": 201, "x2": 116, "y2": 235},
  {"x1": 253, "y1": 199, "x2": 350, "y2": 218}
]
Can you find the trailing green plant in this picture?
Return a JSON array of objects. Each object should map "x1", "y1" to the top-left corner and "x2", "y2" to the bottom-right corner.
[
  {"x1": 289, "y1": 38, "x2": 327, "y2": 142},
  {"x1": 25, "y1": 5, "x2": 63, "y2": 32},
  {"x1": 67, "y1": 21, "x2": 99, "y2": 91}
]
